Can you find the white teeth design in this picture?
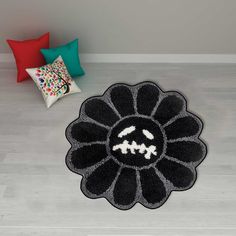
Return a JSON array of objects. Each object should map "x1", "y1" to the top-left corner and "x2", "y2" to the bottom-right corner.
[{"x1": 112, "y1": 140, "x2": 157, "y2": 159}]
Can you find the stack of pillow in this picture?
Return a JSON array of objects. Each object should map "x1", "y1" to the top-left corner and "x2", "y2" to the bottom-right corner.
[{"x1": 7, "y1": 33, "x2": 84, "y2": 108}]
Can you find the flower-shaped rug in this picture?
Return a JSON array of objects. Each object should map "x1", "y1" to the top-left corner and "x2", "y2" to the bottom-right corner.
[{"x1": 65, "y1": 82, "x2": 207, "y2": 210}]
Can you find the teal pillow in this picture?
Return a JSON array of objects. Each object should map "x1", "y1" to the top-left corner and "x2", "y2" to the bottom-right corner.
[{"x1": 41, "y1": 39, "x2": 84, "y2": 77}]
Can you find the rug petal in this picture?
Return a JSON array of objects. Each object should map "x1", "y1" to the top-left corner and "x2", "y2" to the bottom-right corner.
[
  {"x1": 110, "y1": 85, "x2": 135, "y2": 117},
  {"x1": 153, "y1": 95, "x2": 184, "y2": 125},
  {"x1": 140, "y1": 168, "x2": 166, "y2": 205},
  {"x1": 156, "y1": 158, "x2": 194, "y2": 188},
  {"x1": 164, "y1": 116, "x2": 201, "y2": 140},
  {"x1": 113, "y1": 168, "x2": 137, "y2": 206},
  {"x1": 137, "y1": 84, "x2": 160, "y2": 116},
  {"x1": 166, "y1": 140, "x2": 207, "y2": 163},
  {"x1": 71, "y1": 122, "x2": 108, "y2": 143},
  {"x1": 85, "y1": 159, "x2": 120, "y2": 195},
  {"x1": 71, "y1": 144, "x2": 108, "y2": 169},
  {"x1": 85, "y1": 98, "x2": 119, "y2": 126}
]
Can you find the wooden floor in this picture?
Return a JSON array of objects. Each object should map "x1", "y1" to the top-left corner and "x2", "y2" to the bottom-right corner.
[{"x1": 0, "y1": 63, "x2": 236, "y2": 235}]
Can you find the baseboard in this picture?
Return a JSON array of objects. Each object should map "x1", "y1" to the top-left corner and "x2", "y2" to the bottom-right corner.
[
  {"x1": 80, "y1": 54, "x2": 236, "y2": 63},
  {"x1": 2, "y1": 53, "x2": 236, "y2": 63}
]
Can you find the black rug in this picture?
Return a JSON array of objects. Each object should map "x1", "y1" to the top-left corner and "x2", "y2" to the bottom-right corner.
[{"x1": 65, "y1": 82, "x2": 207, "y2": 210}]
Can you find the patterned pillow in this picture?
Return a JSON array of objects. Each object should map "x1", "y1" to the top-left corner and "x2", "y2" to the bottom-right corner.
[{"x1": 26, "y1": 56, "x2": 81, "y2": 108}]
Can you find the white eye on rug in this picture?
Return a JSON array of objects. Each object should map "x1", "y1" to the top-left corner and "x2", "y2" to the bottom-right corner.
[
  {"x1": 142, "y1": 129, "x2": 154, "y2": 140},
  {"x1": 118, "y1": 126, "x2": 136, "y2": 138}
]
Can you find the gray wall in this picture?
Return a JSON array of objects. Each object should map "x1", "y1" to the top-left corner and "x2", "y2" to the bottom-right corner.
[{"x1": 1, "y1": 0, "x2": 236, "y2": 54}]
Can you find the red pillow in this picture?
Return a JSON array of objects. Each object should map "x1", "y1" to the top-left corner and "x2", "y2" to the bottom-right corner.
[{"x1": 7, "y1": 33, "x2": 50, "y2": 82}]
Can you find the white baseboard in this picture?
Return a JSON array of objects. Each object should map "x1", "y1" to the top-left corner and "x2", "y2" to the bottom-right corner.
[
  {"x1": 80, "y1": 53, "x2": 236, "y2": 63},
  {"x1": 2, "y1": 53, "x2": 236, "y2": 63}
]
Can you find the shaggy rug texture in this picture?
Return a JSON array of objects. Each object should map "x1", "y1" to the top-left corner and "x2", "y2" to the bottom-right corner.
[{"x1": 65, "y1": 81, "x2": 207, "y2": 210}]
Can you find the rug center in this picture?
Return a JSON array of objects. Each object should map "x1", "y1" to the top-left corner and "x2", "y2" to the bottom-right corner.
[{"x1": 109, "y1": 117, "x2": 165, "y2": 167}]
